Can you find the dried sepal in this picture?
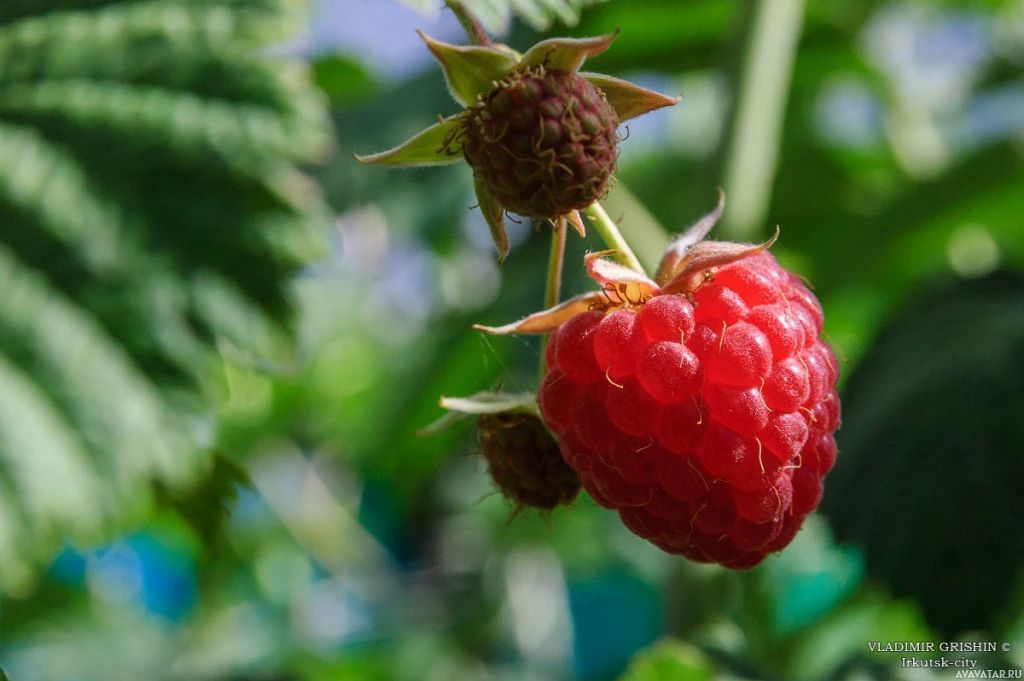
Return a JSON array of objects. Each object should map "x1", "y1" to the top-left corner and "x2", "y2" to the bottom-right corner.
[
  {"x1": 565, "y1": 209, "x2": 586, "y2": 237},
  {"x1": 655, "y1": 189, "x2": 725, "y2": 285},
  {"x1": 581, "y1": 72, "x2": 681, "y2": 123},
  {"x1": 475, "y1": 177, "x2": 510, "y2": 263},
  {"x1": 418, "y1": 31, "x2": 518, "y2": 107},
  {"x1": 476, "y1": 251, "x2": 660, "y2": 337},
  {"x1": 353, "y1": 114, "x2": 464, "y2": 166},
  {"x1": 661, "y1": 227, "x2": 780, "y2": 295},
  {"x1": 477, "y1": 192, "x2": 783, "y2": 343},
  {"x1": 584, "y1": 250, "x2": 660, "y2": 303},
  {"x1": 519, "y1": 30, "x2": 620, "y2": 72},
  {"x1": 474, "y1": 291, "x2": 604, "y2": 335}
]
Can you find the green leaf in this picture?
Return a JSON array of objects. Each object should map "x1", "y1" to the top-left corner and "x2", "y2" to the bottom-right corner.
[
  {"x1": 619, "y1": 639, "x2": 714, "y2": 681},
  {"x1": 0, "y1": 0, "x2": 332, "y2": 590}
]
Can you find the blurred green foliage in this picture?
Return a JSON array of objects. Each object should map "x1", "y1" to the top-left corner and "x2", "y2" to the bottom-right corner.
[
  {"x1": 397, "y1": 0, "x2": 612, "y2": 34},
  {"x1": 0, "y1": 0, "x2": 1023, "y2": 680},
  {"x1": 619, "y1": 639, "x2": 714, "y2": 681},
  {"x1": 824, "y1": 272, "x2": 1024, "y2": 636},
  {"x1": 0, "y1": 0, "x2": 331, "y2": 591}
]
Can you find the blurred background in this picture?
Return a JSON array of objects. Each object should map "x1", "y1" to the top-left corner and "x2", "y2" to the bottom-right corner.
[{"x1": 0, "y1": 0, "x2": 1022, "y2": 679}]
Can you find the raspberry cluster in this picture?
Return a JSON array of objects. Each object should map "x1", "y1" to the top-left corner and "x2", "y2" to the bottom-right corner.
[
  {"x1": 539, "y1": 251, "x2": 840, "y2": 568},
  {"x1": 461, "y1": 68, "x2": 619, "y2": 218}
]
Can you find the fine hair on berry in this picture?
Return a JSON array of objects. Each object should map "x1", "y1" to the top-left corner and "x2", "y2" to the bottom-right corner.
[
  {"x1": 461, "y1": 67, "x2": 619, "y2": 219},
  {"x1": 540, "y1": 251, "x2": 840, "y2": 569}
]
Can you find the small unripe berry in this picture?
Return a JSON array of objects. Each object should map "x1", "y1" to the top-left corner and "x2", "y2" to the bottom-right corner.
[
  {"x1": 462, "y1": 68, "x2": 619, "y2": 219},
  {"x1": 477, "y1": 412, "x2": 581, "y2": 511}
]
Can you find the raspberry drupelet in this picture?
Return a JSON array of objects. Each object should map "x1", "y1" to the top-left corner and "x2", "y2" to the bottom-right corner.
[{"x1": 462, "y1": 68, "x2": 620, "y2": 219}]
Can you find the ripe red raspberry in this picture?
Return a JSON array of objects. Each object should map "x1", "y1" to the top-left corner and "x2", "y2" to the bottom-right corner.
[
  {"x1": 479, "y1": 198, "x2": 841, "y2": 569},
  {"x1": 461, "y1": 68, "x2": 618, "y2": 218},
  {"x1": 477, "y1": 412, "x2": 581, "y2": 511},
  {"x1": 540, "y1": 250, "x2": 839, "y2": 568}
]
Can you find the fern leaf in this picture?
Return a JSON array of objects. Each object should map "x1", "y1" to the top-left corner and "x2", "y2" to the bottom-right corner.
[
  {"x1": 0, "y1": 4, "x2": 288, "y2": 99},
  {"x1": 398, "y1": 0, "x2": 610, "y2": 33},
  {"x1": 0, "y1": 0, "x2": 332, "y2": 588},
  {"x1": 0, "y1": 80, "x2": 327, "y2": 166},
  {"x1": 0, "y1": 122, "x2": 143, "y2": 272}
]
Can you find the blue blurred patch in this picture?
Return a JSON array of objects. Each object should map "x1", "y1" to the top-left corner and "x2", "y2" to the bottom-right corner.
[
  {"x1": 48, "y1": 544, "x2": 88, "y2": 585},
  {"x1": 568, "y1": 568, "x2": 663, "y2": 681},
  {"x1": 358, "y1": 479, "x2": 413, "y2": 566},
  {"x1": 123, "y1": 533, "x2": 197, "y2": 622},
  {"x1": 766, "y1": 536, "x2": 865, "y2": 636},
  {"x1": 47, "y1": 532, "x2": 197, "y2": 622}
]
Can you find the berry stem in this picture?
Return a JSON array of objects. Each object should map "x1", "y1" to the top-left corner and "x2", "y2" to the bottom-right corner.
[
  {"x1": 445, "y1": 1, "x2": 491, "y2": 46},
  {"x1": 585, "y1": 202, "x2": 646, "y2": 274},
  {"x1": 539, "y1": 218, "x2": 568, "y2": 376}
]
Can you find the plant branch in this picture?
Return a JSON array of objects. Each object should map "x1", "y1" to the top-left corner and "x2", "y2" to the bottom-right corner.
[
  {"x1": 585, "y1": 202, "x2": 646, "y2": 274},
  {"x1": 445, "y1": 1, "x2": 490, "y2": 46},
  {"x1": 539, "y1": 219, "x2": 568, "y2": 376}
]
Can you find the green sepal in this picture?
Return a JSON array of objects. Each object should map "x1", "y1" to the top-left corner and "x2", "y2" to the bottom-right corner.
[
  {"x1": 416, "y1": 391, "x2": 539, "y2": 437},
  {"x1": 441, "y1": 391, "x2": 539, "y2": 416},
  {"x1": 581, "y1": 72, "x2": 681, "y2": 122},
  {"x1": 519, "y1": 30, "x2": 619, "y2": 72},
  {"x1": 474, "y1": 177, "x2": 510, "y2": 263},
  {"x1": 353, "y1": 114, "x2": 463, "y2": 167},
  {"x1": 418, "y1": 30, "x2": 518, "y2": 107}
]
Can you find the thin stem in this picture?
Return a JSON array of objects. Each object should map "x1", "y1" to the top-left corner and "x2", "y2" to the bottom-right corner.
[
  {"x1": 543, "y1": 221, "x2": 567, "y2": 311},
  {"x1": 585, "y1": 202, "x2": 646, "y2": 274},
  {"x1": 445, "y1": 1, "x2": 490, "y2": 46},
  {"x1": 539, "y1": 219, "x2": 568, "y2": 377}
]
